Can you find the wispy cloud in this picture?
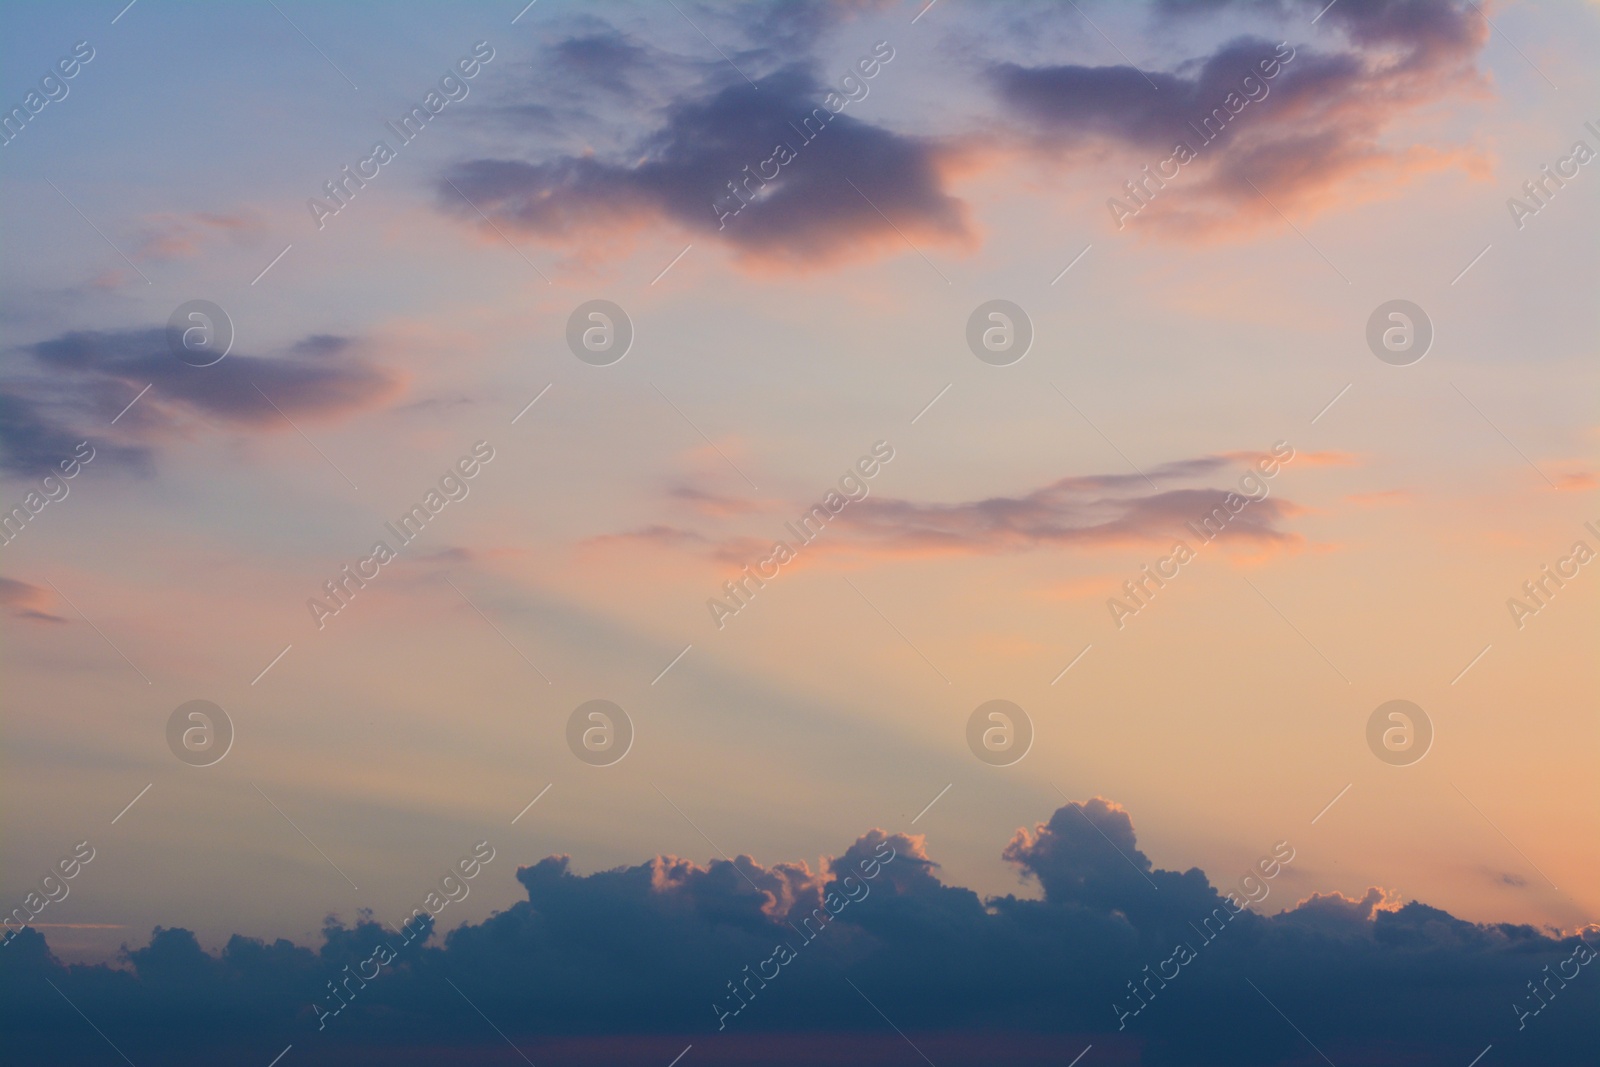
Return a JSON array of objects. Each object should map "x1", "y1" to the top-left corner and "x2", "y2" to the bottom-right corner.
[{"x1": 0, "y1": 577, "x2": 66, "y2": 623}]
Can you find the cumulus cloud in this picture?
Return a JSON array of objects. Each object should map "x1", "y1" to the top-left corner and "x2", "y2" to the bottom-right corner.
[
  {"x1": 0, "y1": 328, "x2": 402, "y2": 476},
  {"x1": 1277, "y1": 886, "x2": 1398, "y2": 932},
  {"x1": 4, "y1": 799, "x2": 1592, "y2": 1066}
]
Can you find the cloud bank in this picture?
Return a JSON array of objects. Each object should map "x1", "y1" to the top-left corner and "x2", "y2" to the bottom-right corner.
[{"x1": 4, "y1": 799, "x2": 1592, "y2": 1066}]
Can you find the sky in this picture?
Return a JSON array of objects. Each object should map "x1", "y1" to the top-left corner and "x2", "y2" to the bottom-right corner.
[{"x1": 1, "y1": 1, "x2": 1597, "y2": 1064}]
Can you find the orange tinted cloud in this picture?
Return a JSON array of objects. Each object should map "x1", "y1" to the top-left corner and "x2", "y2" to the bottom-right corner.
[
  {"x1": 1345, "y1": 489, "x2": 1412, "y2": 507},
  {"x1": 134, "y1": 208, "x2": 266, "y2": 260},
  {"x1": 1294, "y1": 450, "x2": 1362, "y2": 468},
  {"x1": 1554, "y1": 470, "x2": 1598, "y2": 492},
  {"x1": 579, "y1": 525, "x2": 710, "y2": 557},
  {"x1": 1034, "y1": 574, "x2": 1125, "y2": 601},
  {"x1": 0, "y1": 577, "x2": 66, "y2": 624},
  {"x1": 1285, "y1": 886, "x2": 1403, "y2": 923}
]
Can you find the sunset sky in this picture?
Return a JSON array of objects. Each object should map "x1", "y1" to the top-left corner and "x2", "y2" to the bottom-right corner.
[{"x1": 2, "y1": 1, "x2": 1596, "y2": 1064}]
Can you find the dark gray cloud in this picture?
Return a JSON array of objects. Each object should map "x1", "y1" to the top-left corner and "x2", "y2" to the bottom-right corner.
[
  {"x1": 0, "y1": 388, "x2": 149, "y2": 478},
  {"x1": 28, "y1": 329, "x2": 397, "y2": 426},
  {"x1": 0, "y1": 328, "x2": 400, "y2": 476},
  {"x1": 550, "y1": 29, "x2": 654, "y2": 96},
  {"x1": 441, "y1": 1, "x2": 1487, "y2": 260},
  {"x1": 3, "y1": 799, "x2": 1593, "y2": 1065},
  {"x1": 992, "y1": 36, "x2": 1317, "y2": 152},
  {"x1": 441, "y1": 64, "x2": 968, "y2": 267}
]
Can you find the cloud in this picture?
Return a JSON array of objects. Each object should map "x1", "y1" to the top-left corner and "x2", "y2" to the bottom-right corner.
[
  {"x1": 743, "y1": 0, "x2": 900, "y2": 55},
  {"x1": 133, "y1": 209, "x2": 267, "y2": 261},
  {"x1": 0, "y1": 577, "x2": 66, "y2": 623},
  {"x1": 28, "y1": 330, "x2": 399, "y2": 427},
  {"x1": 4, "y1": 798, "x2": 1592, "y2": 1066},
  {"x1": 1274, "y1": 886, "x2": 1398, "y2": 932},
  {"x1": 580, "y1": 524, "x2": 710, "y2": 553},
  {"x1": 1288, "y1": 449, "x2": 1359, "y2": 468},
  {"x1": 1224, "y1": 448, "x2": 1353, "y2": 468},
  {"x1": 589, "y1": 452, "x2": 1314, "y2": 572},
  {"x1": 0, "y1": 328, "x2": 402, "y2": 476},
  {"x1": 840, "y1": 479, "x2": 1303, "y2": 558},
  {"x1": 1345, "y1": 488, "x2": 1412, "y2": 506},
  {"x1": 549, "y1": 29, "x2": 655, "y2": 96},
  {"x1": 671, "y1": 486, "x2": 763, "y2": 519},
  {"x1": 0, "y1": 389, "x2": 149, "y2": 478},
  {"x1": 440, "y1": 2, "x2": 1488, "y2": 264},
  {"x1": 439, "y1": 64, "x2": 971, "y2": 269},
  {"x1": 1553, "y1": 470, "x2": 1597, "y2": 493},
  {"x1": 789, "y1": 453, "x2": 1305, "y2": 560},
  {"x1": 1032, "y1": 573, "x2": 1125, "y2": 600},
  {"x1": 991, "y1": 1, "x2": 1489, "y2": 235}
]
